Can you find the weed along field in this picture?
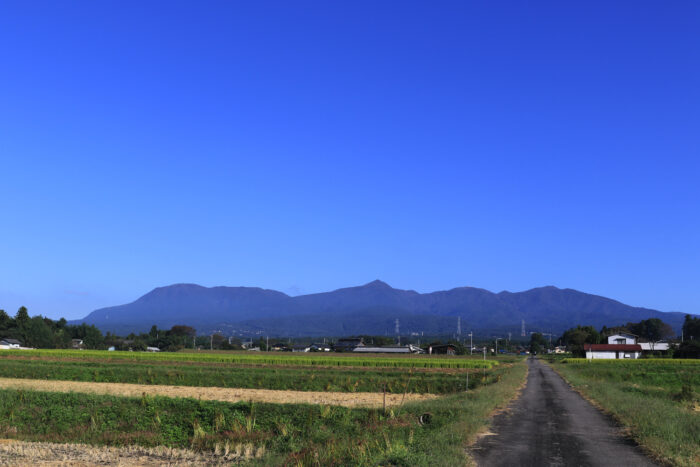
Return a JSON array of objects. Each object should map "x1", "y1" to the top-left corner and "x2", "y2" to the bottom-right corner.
[
  {"x1": 549, "y1": 358, "x2": 700, "y2": 467},
  {"x1": 0, "y1": 349, "x2": 526, "y2": 466}
]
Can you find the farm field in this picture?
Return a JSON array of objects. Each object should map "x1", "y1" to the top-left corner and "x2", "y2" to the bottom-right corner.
[
  {"x1": 0, "y1": 349, "x2": 499, "y2": 369},
  {"x1": 549, "y1": 358, "x2": 700, "y2": 467},
  {"x1": 0, "y1": 350, "x2": 526, "y2": 465},
  {"x1": 0, "y1": 356, "x2": 500, "y2": 394}
]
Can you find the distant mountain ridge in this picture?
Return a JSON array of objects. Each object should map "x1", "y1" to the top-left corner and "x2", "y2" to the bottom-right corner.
[{"x1": 72, "y1": 280, "x2": 692, "y2": 337}]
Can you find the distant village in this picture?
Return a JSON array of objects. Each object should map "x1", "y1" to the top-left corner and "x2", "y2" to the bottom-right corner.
[{"x1": 1, "y1": 306, "x2": 699, "y2": 359}]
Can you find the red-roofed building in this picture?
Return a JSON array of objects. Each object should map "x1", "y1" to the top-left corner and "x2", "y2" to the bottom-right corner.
[{"x1": 584, "y1": 343, "x2": 642, "y2": 360}]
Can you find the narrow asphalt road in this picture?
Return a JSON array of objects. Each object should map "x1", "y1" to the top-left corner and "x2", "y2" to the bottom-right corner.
[{"x1": 472, "y1": 358, "x2": 656, "y2": 467}]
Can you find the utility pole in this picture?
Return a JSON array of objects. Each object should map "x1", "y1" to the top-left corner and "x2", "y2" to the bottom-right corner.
[
  {"x1": 266, "y1": 335, "x2": 269, "y2": 352},
  {"x1": 495, "y1": 338, "x2": 502, "y2": 355},
  {"x1": 395, "y1": 318, "x2": 400, "y2": 346},
  {"x1": 468, "y1": 332, "x2": 473, "y2": 355},
  {"x1": 210, "y1": 334, "x2": 213, "y2": 351},
  {"x1": 457, "y1": 317, "x2": 461, "y2": 337}
]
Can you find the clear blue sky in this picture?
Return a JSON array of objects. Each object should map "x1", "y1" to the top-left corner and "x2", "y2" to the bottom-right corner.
[{"x1": 1, "y1": 1, "x2": 698, "y2": 320}]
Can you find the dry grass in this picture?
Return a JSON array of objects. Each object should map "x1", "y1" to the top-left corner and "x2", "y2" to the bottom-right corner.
[
  {"x1": 0, "y1": 377, "x2": 435, "y2": 407},
  {"x1": 0, "y1": 438, "x2": 260, "y2": 466}
]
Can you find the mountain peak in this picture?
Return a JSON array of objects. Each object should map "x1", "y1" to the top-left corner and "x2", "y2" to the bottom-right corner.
[{"x1": 362, "y1": 279, "x2": 392, "y2": 289}]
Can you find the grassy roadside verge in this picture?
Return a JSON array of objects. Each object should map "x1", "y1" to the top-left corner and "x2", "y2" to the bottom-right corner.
[
  {"x1": 0, "y1": 360, "x2": 527, "y2": 466},
  {"x1": 547, "y1": 360, "x2": 699, "y2": 467}
]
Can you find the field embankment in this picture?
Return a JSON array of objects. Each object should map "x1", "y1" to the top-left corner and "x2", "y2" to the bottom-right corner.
[{"x1": 548, "y1": 358, "x2": 700, "y2": 467}]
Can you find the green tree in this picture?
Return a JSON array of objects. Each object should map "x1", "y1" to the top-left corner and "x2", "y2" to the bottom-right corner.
[
  {"x1": 82, "y1": 325, "x2": 105, "y2": 349},
  {"x1": 24, "y1": 316, "x2": 54, "y2": 348},
  {"x1": 561, "y1": 326, "x2": 601, "y2": 357},
  {"x1": 529, "y1": 333, "x2": 546, "y2": 354},
  {"x1": 682, "y1": 314, "x2": 700, "y2": 341},
  {"x1": 628, "y1": 318, "x2": 674, "y2": 350}
]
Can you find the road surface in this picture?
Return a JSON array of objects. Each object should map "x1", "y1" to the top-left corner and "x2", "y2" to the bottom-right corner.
[{"x1": 472, "y1": 358, "x2": 656, "y2": 467}]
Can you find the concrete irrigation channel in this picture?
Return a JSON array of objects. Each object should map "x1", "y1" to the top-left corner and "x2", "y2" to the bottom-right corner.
[{"x1": 0, "y1": 377, "x2": 436, "y2": 407}]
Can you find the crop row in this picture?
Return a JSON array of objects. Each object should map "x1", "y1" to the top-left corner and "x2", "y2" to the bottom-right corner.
[
  {"x1": 0, "y1": 349, "x2": 498, "y2": 369},
  {"x1": 0, "y1": 359, "x2": 501, "y2": 394}
]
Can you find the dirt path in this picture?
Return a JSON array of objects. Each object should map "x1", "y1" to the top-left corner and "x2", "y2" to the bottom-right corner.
[
  {"x1": 0, "y1": 377, "x2": 435, "y2": 408},
  {"x1": 471, "y1": 358, "x2": 656, "y2": 467}
]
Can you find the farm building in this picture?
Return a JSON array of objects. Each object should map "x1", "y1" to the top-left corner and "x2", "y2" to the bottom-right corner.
[
  {"x1": 71, "y1": 339, "x2": 84, "y2": 349},
  {"x1": 584, "y1": 343, "x2": 642, "y2": 359},
  {"x1": 353, "y1": 344, "x2": 424, "y2": 354},
  {"x1": 292, "y1": 344, "x2": 311, "y2": 352},
  {"x1": 0, "y1": 338, "x2": 22, "y2": 349},
  {"x1": 334, "y1": 338, "x2": 364, "y2": 352},
  {"x1": 310, "y1": 343, "x2": 332, "y2": 352},
  {"x1": 605, "y1": 333, "x2": 669, "y2": 354},
  {"x1": 639, "y1": 342, "x2": 670, "y2": 351},
  {"x1": 426, "y1": 344, "x2": 457, "y2": 355}
]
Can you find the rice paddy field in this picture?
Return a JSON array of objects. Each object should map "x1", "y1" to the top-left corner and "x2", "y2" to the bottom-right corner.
[
  {"x1": 0, "y1": 349, "x2": 526, "y2": 466},
  {"x1": 549, "y1": 358, "x2": 700, "y2": 467}
]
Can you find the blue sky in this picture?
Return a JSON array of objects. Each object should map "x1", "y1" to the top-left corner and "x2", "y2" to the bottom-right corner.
[{"x1": 1, "y1": 1, "x2": 698, "y2": 320}]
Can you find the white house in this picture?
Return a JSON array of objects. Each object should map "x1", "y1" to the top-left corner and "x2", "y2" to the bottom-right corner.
[
  {"x1": 0, "y1": 338, "x2": 22, "y2": 349},
  {"x1": 606, "y1": 333, "x2": 669, "y2": 353},
  {"x1": 607, "y1": 333, "x2": 637, "y2": 345},
  {"x1": 585, "y1": 343, "x2": 642, "y2": 359}
]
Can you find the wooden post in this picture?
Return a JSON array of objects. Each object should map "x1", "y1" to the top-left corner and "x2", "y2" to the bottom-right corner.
[{"x1": 382, "y1": 382, "x2": 386, "y2": 414}]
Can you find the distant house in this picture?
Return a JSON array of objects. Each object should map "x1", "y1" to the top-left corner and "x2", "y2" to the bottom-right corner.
[
  {"x1": 310, "y1": 343, "x2": 332, "y2": 352},
  {"x1": 601, "y1": 333, "x2": 668, "y2": 355},
  {"x1": 353, "y1": 344, "x2": 424, "y2": 354},
  {"x1": 426, "y1": 344, "x2": 456, "y2": 355},
  {"x1": 553, "y1": 346, "x2": 567, "y2": 354},
  {"x1": 0, "y1": 338, "x2": 22, "y2": 349},
  {"x1": 71, "y1": 339, "x2": 84, "y2": 350},
  {"x1": 334, "y1": 338, "x2": 364, "y2": 352},
  {"x1": 292, "y1": 344, "x2": 311, "y2": 352},
  {"x1": 585, "y1": 343, "x2": 642, "y2": 359},
  {"x1": 146, "y1": 346, "x2": 160, "y2": 352},
  {"x1": 270, "y1": 343, "x2": 289, "y2": 351}
]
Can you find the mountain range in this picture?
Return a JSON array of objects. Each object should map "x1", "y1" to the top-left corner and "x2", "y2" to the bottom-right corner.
[{"x1": 72, "y1": 280, "x2": 692, "y2": 337}]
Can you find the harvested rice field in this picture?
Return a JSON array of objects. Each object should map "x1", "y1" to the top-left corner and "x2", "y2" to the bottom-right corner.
[{"x1": 0, "y1": 377, "x2": 436, "y2": 407}]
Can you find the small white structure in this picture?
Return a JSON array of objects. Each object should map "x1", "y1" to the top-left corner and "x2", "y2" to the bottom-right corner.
[
  {"x1": 0, "y1": 338, "x2": 22, "y2": 349},
  {"x1": 639, "y1": 342, "x2": 670, "y2": 351},
  {"x1": 146, "y1": 346, "x2": 160, "y2": 352},
  {"x1": 585, "y1": 343, "x2": 642, "y2": 359},
  {"x1": 353, "y1": 344, "x2": 424, "y2": 354}
]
